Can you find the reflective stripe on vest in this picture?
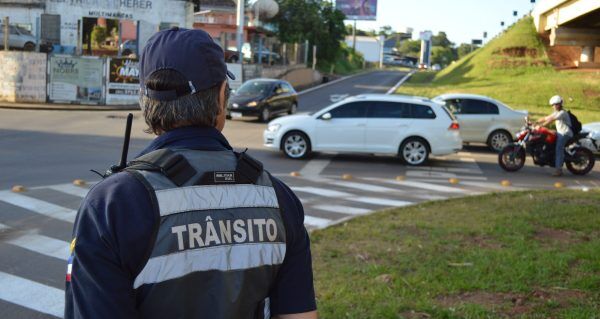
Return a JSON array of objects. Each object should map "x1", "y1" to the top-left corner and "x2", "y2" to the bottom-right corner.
[{"x1": 131, "y1": 149, "x2": 286, "y2": 319}]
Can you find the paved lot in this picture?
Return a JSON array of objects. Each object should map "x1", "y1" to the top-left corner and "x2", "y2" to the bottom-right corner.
[{"x1": 0, "y1": 70, "x2": 598, "y2": 318}]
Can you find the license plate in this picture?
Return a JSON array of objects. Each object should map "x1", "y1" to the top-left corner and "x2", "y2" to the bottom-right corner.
[{"x1": 231, "y1": 112, "x2": 242, "y2": 118}]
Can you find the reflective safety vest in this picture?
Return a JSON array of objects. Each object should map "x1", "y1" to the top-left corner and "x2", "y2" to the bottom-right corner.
[{"x1": 126, "y1": 148, "x2": 287, "y2": 319}]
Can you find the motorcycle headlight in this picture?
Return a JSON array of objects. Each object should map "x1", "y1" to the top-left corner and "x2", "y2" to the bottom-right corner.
[
  {"x1": 247, "y1": 101, "x2": 258, "y2": 107},
  {"x1": 267, "y1": 123, "x2": 281, "y2": 132}
]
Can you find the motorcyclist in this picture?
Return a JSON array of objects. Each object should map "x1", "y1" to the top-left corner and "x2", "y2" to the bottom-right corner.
[{"x1": 535, "y1": 95, "x2": 572, "y2": 176}]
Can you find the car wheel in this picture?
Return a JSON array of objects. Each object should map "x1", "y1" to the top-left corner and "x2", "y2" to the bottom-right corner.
[
  {"x1": 282, "y1": 131, "x2": 312, "y2": 159},
  {"x1": 400, "y1": 137, "x2": 429, "y2": 166},
  {"x1": 487, "y1": 130, "x2": 513, "y2": 153},
  {"x1": 259, "y1": 107, "x2": 270, "y2": 123},
  {"x1": 288, "y1": 103, "x2": 297, "y2": 115},
  {"x1": 23, "y1": 42, "x2": 35, "y2": 51}
]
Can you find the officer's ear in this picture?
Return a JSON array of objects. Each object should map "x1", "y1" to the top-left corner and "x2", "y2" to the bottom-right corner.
[{"x1": 218, "y1": 80, "x2": 227, "y2": 112}]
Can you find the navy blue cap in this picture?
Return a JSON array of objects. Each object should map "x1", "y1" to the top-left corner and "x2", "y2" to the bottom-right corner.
[{"x1": 139, "y1": 27, "x2": 235, "y2": 101}]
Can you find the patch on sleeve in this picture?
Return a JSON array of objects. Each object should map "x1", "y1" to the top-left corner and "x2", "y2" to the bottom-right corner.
[{"x1": 66, "y1": 237, "x2": 76, "y2": 282}]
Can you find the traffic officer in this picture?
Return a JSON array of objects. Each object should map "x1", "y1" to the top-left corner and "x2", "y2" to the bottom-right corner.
[{"x1": 64, "y1": 28, "x2": 318, "y2": 319}]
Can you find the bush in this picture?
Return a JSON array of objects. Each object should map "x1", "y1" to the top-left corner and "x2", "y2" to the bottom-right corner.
[{"x1": 91, "y1": 25, "x2": 108, "y2": 48}]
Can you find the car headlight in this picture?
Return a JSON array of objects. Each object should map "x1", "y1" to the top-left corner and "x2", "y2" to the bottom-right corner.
[
  {"x1": 267, "y1": 123, "x2": 281, "y2": 132},
  {"x1": 247, "y1": 101, "x2": 258, "y2": 107}
]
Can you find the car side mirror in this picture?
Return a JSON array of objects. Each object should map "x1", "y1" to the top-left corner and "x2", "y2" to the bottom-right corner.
[{"x1": 321, "y1": 112, "x2": 332, "y2": 120}]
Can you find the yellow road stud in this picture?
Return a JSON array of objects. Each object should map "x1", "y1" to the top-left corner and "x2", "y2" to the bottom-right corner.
[
  {"x1": 448, "y1": 178, "x2": 459, "y2": 185},
  {"x1": 500, "y1": 180, "x2": 511, "y2": 187},
  {"x1": 342, "y1": 174, "x2": 353, "y2": 180},
  {"x1": 395, "y1": 175, "x2": 406, "y2": 181},
  {"x1": 11, "y1": 185, "x2": 26, "y2": 193},
  {"x1": 73, "y1": 179, "x2": 86, "y2": 186},
  {"x1": 290, "y1": 171, "x2": 301, "y2": 177},
  {"x1": 554, "y1": 182, "x2": 564, "y2": 189}
]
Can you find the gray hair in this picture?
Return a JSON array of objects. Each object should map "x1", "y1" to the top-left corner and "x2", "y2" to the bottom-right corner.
[{"x1": 139, "y1": 69, "x2": 228, "y2": 135}]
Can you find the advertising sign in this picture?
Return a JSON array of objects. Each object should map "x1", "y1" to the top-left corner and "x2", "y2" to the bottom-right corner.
[
  {"x1": 0, "y1": 52, "x2": 47, "y2": 103},
  {"x1": 49, "y1": 55, "x2": 104, "y2": 103},
  {"x1": 336, "y1": 0, "x2": 378, "y2": 21},
  {"x1": 106, "y1": 58, "x2": 139, "y2": 105},
  {"x1": 226, "y1": 63, "x2": 243, "y2": 90}
]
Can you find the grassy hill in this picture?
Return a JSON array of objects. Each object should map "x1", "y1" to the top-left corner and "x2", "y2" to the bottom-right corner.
[
  {"x1": 312, "y1": 190, "x2": 600, "y2": 318},
  {"x1": 397, "y1": 17, "x2": 600, "y2": 123}
]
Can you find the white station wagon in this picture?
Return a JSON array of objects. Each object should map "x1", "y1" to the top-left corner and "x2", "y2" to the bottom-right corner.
[
  {"x1": 433, "y1": 94, "x2": 528, "y2": 152},
  {"x1": 263, "y1": 94, "x2": 462, "y2": 166}
]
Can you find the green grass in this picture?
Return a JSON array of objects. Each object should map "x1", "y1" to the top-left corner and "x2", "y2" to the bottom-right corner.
[
  {"x1": 397, "y1": 17, "x2": 600, "y2": 123},
  {"x1": 311, "y1": 190, "x2": 600, "y2": 318}
]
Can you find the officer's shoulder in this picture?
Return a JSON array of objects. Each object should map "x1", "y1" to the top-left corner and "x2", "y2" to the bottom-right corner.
[{"x1": 83, "y1": 171, "x2": 148, "y2": 207}]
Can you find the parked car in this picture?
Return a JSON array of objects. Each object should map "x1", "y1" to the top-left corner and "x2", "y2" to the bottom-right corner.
[
  {"x1": 263, "y1": 94, "x2": 462, "y2": 165},
  {"x1": 0, "y1": 24, "x2": 48, "y2": 51},
  {"x1": 118, "y1": 40, "x2": 137, "y2": 56},
  {"x1": 252, "y1": 50, "x2": 280, "y2": 64},
  {"x1": 433, "y1": 94, "x2": 527, "y2": 152},
  {"x1": 581, "y1": 122, "x2": 600, "y2": 154},
  {"x1": 227, "y1": 79, "x2": 298, "y2": 122}
]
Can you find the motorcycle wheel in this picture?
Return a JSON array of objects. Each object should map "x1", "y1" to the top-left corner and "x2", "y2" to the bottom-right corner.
[
  {"x1": 498, "y1": 145, "x2": 526, "y2": 172},
  {"x1": 565, "y1": 147, "x2": 595, "y2": 175}
]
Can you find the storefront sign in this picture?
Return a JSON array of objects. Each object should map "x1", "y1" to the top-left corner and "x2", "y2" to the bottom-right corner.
[
  {"x1": 106, "y1": 57, "x2": 139, "y2": 105},
  {"x1": 49, "y1": 55, "x2": 104, "y2": 103},
  {"x1": 0, "y1": 52, "x2": 47, "y2": 103}
]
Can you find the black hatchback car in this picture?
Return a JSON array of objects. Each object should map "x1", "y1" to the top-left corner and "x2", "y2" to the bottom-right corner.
[{"x1": 227, "y1": 79, "x2": 298, "y2": 122}]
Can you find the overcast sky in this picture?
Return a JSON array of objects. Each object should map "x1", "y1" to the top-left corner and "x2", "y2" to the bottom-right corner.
[{"x1": 344, "y1": 0, "x2": 538, "y2": 45}]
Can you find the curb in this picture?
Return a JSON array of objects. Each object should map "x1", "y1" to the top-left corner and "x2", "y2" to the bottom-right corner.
[
  {"x1": 386, "y1": 70, "x2": 416, "y2": 95},
  {"x1": 0, "y1": 102, "x2": 139, "y2": 111}
]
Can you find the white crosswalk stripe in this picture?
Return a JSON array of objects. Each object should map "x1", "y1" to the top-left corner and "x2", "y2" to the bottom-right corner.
[
  {"x1": 303, "y1": 216, "x2": 331, "y2": 228},
  {"x1": 45, "y1": 183, "x2": 90, "y2": 198},
  {"x1": 0, "y1": 271, "x2": 65, "y2": 318},
  {"x1": 0, "y1": 224, "x2": 70, "y2": 260},
  {"x1": 291, "y1": 186, "x2": 352, "y2": 197},
  {"x1": 370, "y1": 178, "x2": 468, "y2": 193},
  {"x1": 326, "y1": 180, "x2": 399, "y2": 193},
  {"x1": 350, "y1": 197, "x2": 412, "y2": 207},
  {"x1": 0, "y1": 190, "x2": 76, "y2": 223},
  {"x1": 312, "y1": 205, "x2": 371, "y2": 215}
]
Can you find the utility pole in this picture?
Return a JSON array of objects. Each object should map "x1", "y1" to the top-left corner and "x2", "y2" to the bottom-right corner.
[
  {"x1": 379, "y1": 35, "x2": 384, "y2": 69},
  {"x1": 3, "y1": 17, "x2": 9, "y2": 51},
  {"x1": 352, "y1": 19, "x2": 357, "y2": 51},
  {"x1": 236, "y1": 0, "x2": 244, "y2": 64}
]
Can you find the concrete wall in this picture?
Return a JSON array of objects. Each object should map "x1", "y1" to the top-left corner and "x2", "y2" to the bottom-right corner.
[
  {"x1": 281, "y1": 68, "x2": 321, "y2": 89},
  {"x1": 0, "y1": 51, "x2": 47, "y2": 103}
]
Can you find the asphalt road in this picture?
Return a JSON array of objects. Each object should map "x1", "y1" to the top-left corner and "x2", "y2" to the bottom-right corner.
[{"x1": 0, "y1": 70, "x2": 599, "y2": 318}]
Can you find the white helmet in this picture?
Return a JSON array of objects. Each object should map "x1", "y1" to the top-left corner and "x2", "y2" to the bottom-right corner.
[{"x1": 549, "y1": 95, "x2": 563, "y2": 106}]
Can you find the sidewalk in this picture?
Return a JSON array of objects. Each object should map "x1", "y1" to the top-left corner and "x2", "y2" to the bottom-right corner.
[{"x1": 0, "y1": 101, "x2": 139, "y2": 111}]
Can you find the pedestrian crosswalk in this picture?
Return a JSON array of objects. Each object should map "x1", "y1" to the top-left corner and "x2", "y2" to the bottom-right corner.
[{"x1": 0, "y1": 174, "x2": 549, "y2": 318}]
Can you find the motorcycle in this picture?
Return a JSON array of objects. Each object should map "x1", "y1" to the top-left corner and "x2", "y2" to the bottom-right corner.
[{"x1": 498, "y1": 119, "x2": 595, "y2": 175}]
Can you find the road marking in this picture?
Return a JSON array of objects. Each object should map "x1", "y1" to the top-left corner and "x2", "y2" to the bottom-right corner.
[
  {"x1": 370, "y1": 178, "x2": 468, "y2": 193},
  {"x1": 350, "y1": 197, "x2": 412, "y2": 207},
  {"x1": 312, "y1": 205, "x2": 371, "y2": 215},
  {"x1": 386, "y1": 70, "x2": 416, "y2": 94},
  {"x1": 291, "y1": 187, "x2": 352, "y2": 197},
  {"x1": 406, "y1": 170, "x2": 488, "y2": 181},
  {"x1": 297, "y1": 71, "x2": 370, "y2": 95},
  {"x1": 329, "y1": 94, "x2": 350, "y2": 102},
  {"x1": 460, "y1": 181, "x2": 522, "y2": 191},
  {"x1": 46, "y1": 183, "x2": 90, "y2": 198},
  {"x1": 0, "y1": 190, "x2": 76, "y2": 223},
  {"x1": 303, "y1": 215, "x2": 331, "y2": 228},
  {"x1": 0, "y1": 224, "x2": 69, "y2": 260},
  {"x1": 0, "y1": 271, "x2": 64, "y2": 318},
  {"x1": 299, "y1": 159, "x2": 331, "y2": 177},
  {"x1": 412, "y1": 166, "x2": 483, "y2": 174},
  {"x1": 328, "y1": 180, "x2": 399, "y2": 193},
  {"x1": 459, "y1": 157, "x2": 477, "y2": 163}
]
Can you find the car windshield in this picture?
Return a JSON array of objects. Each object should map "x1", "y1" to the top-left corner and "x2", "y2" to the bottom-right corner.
[{"x1": 236, "y1": 81, "x2": 272, "y2": 96}]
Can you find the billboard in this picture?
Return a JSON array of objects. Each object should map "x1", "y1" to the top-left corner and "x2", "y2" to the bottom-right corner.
[
  {"x1": 49, "y1": 55, "x2": 104, "y2": 104},
  {"x1": 0, "y1": 52, "x2": 47, "y2": 103},
  {"x1": 336, "y1": 0, "x2": 378, "y2": 21},
  {"x1": 106, "y1": 58, "x2": 140, "y2": 105}
]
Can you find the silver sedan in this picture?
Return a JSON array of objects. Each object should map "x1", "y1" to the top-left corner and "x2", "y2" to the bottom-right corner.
[{"x1": 433, "y1": 94, "x2": 528, "y2": 152}]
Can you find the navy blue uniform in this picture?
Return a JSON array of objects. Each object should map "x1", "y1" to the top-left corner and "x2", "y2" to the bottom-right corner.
[{"x1": 64, "y1": 126, "x2": 316, "y2": 318}]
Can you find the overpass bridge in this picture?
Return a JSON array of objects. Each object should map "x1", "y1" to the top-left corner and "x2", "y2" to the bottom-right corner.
[{"x1": 533, "y1": 0, "x2": 600, "y2": 68}]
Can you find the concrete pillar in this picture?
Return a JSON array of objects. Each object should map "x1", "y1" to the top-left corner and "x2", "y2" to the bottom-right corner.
[{"x1": 581, "y1": 46, "x2": 594, "y2": 63}]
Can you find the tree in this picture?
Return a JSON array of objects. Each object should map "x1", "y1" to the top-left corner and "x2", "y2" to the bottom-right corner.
[
  {"x1": 91, "y1": 25, "x2": 107, "y2": 48},
  {"x1": 457, "y1": 43, "x2": 478, "y2": 59},
  {"x1": 431, "y1": 46, "x2": 457, "y2": 66},
  {"x1": 378, "y1": 25, "x2": 394, "y2": 37},
  {"x1": 431, "y1": 31, "x2": 452, "y2": 48},
  {"x1": 398, "y1": 39, "x2": 421, "y2": 58},
  {"x1": 270, "y1": 0, "x2": 346, "y2": 65}
]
